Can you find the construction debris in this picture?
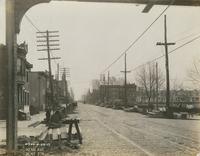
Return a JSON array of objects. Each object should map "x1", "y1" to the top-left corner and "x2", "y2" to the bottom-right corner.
[
  {"x1": 16, "y1": 110, "x2": 82, "y2": 156},
  {"x1": 17, "y1": 127, "x2": 82, "y2": 156}
]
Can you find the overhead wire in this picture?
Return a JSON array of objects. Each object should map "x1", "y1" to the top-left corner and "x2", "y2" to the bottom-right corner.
[
  {"x1": 24, "y1": 15, "x2": 41, "y2": 32},
  {"x1": 174, "y1": 32, "x2": 200, "y2": 43},
  {"x1": 101, "y1": 0, "x2": 175, "y2": 74},
  {"x1": 130, "y1": 34, "x2": 200, "y2": 72},
  {"x1": 24, "y1": 14, "x2": 60, "y2": 66}
]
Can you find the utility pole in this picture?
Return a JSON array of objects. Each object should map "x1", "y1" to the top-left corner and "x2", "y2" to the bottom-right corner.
[
  {"x1": 121, "y1": 53, "x2": 131, "y2": 106},
  {"x1": 156, "y1": 62, "x2": 159, "y2": 110},
  {"x1": 100, "y1": 74, "x2": 106, "y2": 103},
  {"x1": 100, "y1": 74, "x2": 104, "y2": 103},
  {"x1": 60, "y1": 67, "x2": 70, "y2": 79},
  {"x1": 37, "y1": 30, "x2": 61, "y2": 111},
  {"x1": 60, "y1": 67, "x2": 70, "y2": 97},
  {"x1": 38, "y1": 76, "x2": 41, "y2": 109},
  {"x1": 156, "y1": 15, "x2": 175, "y2": 111},
  {"x1": 57, "y1": 63, "x2": 60, "y2": 80},
  {"x1": 103, "y1": 74, "x2": 106, "y2": 103},
  {"x1": 107, "y1": 71, "x2": 110, "y2": 103}
]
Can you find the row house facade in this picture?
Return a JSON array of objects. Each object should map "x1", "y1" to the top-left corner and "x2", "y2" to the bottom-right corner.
[
  {"x1": 29, "y1": 71, "x2": 50, "y2": 114},
  {"x1": 29, "y1": 71, "x2": 70, "y2": 114},
  {"x1": 57, "y1": 73, "x2": 69, "y2": 104},
  {"x1": 0, "y1": 42, "x2": 32, "y2": 119},
  {"x1": 0, "y1": 45, "x2": 8, "y2": 119},
  {"x1": 17, "y1": 42, "x2": 33, "y2": 118},
  {"x1": 136, "y1": 88, "x2": 200, "y2": 109},
  {"x1": 159, "y1": 89, "x2": 200, "y2": 108}
]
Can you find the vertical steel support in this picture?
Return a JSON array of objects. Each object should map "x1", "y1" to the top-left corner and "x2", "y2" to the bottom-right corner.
[{"x1": 6, "y1": 0, "x2": 18, "y2": 153}]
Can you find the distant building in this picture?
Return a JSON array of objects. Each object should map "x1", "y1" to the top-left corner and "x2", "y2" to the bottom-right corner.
[
  {"x1": 57, "y1": 73, "x2": 69, "y2": 104},
  {"x1": 92, "y1": 79, "x2": 100, "y2": 91},
  {"x1": 163, "y1": 89, "x2": 200, "y2": 108},
  {"x1": 29, "y1": 70, "x2": 71, "y2": 114},
  {"x1": 100, "y1": 83, "x2": 137, "y2": 106},
  {"x1": 136, "y1": 88, "x2": 200, "y2": 109},
  {"x1": 29, "y1": 71, "x2": 49, "y2": 114}
]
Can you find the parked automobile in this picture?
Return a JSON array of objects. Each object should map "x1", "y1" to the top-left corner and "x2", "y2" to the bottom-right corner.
[{"x1": 123, "y1": 105, "x2": 139, "y2": 112}]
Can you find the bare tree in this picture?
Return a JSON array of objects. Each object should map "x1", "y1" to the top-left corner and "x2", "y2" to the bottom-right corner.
[
  {"x1": 91, "y1": 79, "x2": 101, "y2": 90},
  {"x1": 171, "y1": 78, "x2": 184, "y2": 91},
  {"x1": 188, "y1": 59, "x2": 200, "y2": 87},
  {"x1": 136, "y1": 62, "x2": 164, "y2": 110}
]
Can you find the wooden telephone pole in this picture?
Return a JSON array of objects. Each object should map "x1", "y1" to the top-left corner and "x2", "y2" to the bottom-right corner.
[
  {"x1": 60, "y1": 67, "x2": 70, "y2": 79},
  {"x1": 56, "y1": 63, "x2": 60, "y2": 80},
  {"x1": 155, "y1": 62, "x2": 159, "y2": 110},
  {"x1": 107, "y1": 71, "x2": 110, "y2": 103},
  {"x1": 121, "y1": 53, "x2": 131, "y2": 106},
  {"x1": 156, "y1": 15, "x2": 175, "y2": 111},
  {"x1": 37, "y1": 30, "x2": 61, "y2": 111}
]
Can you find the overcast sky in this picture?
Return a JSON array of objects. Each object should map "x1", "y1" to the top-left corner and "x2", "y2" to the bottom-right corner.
[{"x1": 1, "y1": 0, "x2": 200, "y2": 99}]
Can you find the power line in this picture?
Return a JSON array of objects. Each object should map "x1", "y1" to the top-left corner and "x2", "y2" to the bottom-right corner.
[
  {"x1": 130, "y1": 34, "x2": 200, "y2": 72},
  {"x1": 174, "y1": 32, "x2": 200, "y2": 43},
  {"x1": 25, "y1": 15, "x2": 41, "y2": 32},
  {"x1": 101, "y1": 1, "x2": 175, "y2": 74},
  {"x1": 25, "y1": 15, "x2": 60, "y2": 66}
]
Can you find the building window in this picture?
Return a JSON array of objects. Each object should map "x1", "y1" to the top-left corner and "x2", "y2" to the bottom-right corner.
[
  {"x1": 27, "y1": 93, "x2": 29, "y2": 106},
  {"x1": 26, "y1": 71, "x2": 29, "y2": 82},
  {"x1": 17, "y1": 58, "x2": 22, "y2": 74},
  {"x1": 17, "y1": 85, "x2": 20, "y2": 104},
  {"x1": 24, "y1": 91, "x2": 26, "y2": 106}
]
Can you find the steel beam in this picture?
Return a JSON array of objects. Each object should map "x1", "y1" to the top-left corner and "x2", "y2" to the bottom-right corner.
[
  {"x1": 15, "y1": 0, "x2": 51, "y2": 33},
  {"x1": 6, "y1": 0, "x2": 51, "y2": 154},
  {"x1": 53, "y1": 0, "x2": 200, "y2": 6},
  {"x1": 6, "y1": 0, "x2": 17, "y2": 153}
]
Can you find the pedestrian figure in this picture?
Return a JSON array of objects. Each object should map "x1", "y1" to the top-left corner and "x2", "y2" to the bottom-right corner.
[
  {"x1": 46, "y1": 109, "x2": 51, "y2": 124},
  {"x1": 51, "y1": 110, "x2": 62, "y2": 123},
  {"x1": 186, "y1": 104, "x2": 194, "y2": 118}
]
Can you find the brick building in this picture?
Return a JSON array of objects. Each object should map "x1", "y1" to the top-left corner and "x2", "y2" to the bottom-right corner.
[
  {"x1": 57, "y1": 73, "x2": 69, "y2": 104},
  {"x1": 0, "y1": 45, "x2": 8, "y2": 119},
  {"x1": 0, "y1": 42, "x2": 33, "y2": 119},
  {"x1": 29, "y1": 71, "x2": 50, "y2": 114},
  {"x1": 17, "y1": 42, "x2": 33, "y2": 118},
  {"x1": 100, "y1": 83, "x2": 137, "y2": 106}
]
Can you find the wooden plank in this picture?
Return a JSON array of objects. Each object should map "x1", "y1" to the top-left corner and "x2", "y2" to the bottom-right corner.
[{"x1": 38, "y1": 128, "x2": 49, "y2": 141}]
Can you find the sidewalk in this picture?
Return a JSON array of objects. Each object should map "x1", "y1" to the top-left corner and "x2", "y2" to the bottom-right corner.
[{"x1": 0, "y1": 112, "x2": 46, "y2": 146}]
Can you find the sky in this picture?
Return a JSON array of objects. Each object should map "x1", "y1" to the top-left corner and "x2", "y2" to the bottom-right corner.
[{"x1": 1, "y1": 0, "x2": 200, "y2": 99}]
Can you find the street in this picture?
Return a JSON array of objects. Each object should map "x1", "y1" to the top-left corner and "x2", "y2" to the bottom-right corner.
[
  {"x1": 2, "y1": 0, "x2": 200, "y2": 155},
  {"x1": 71, "y1": 103, "x2": 200, "y2": 156},
  {"x1": 0, "y1": 103, "x2": 200, "y2": 156}
]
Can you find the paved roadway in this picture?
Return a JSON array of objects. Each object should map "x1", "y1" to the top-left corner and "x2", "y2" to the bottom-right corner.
[
  {"x1": 74, "y1": 103, "x2": 200, "y2": 156},
  {"x1": 1, "y1": 104, "x2": 200, "y2": 156}
]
